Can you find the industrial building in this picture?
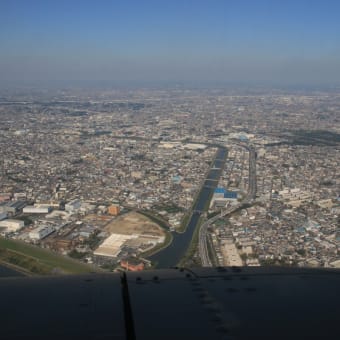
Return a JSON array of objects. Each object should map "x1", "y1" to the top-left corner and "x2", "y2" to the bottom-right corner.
[
  {"x1": 0, "y1": 219, "x2": 24, "y2": 232},
  {"x1": 65, "y1": 199, "x2": 81, "y2": 213},
  {"x1": 13, "y1": 192, "x2": 26, "y2": 200},
  {"x1": 0, "y1": 200, "x2": 26, "y2": 215},
  {"x1": 211, "y1": 188, "x2": 238, "y2": 208},
  {"x1": 0, "y1": 193, "x2": 11, "y2": 202},
  {"x1": 29, "y1": 225, "x2": 55, "y2": 240},
  {"x1": 0, "y1": 212, "x2": 7, "y2": 221},
  {"x1": 108, "y1": 204, "x2": 120, "y2": 216},
  {"x1": 23, "y1": 205, "x2": 52, "y2": 214},
  {"x1": 94, "y1": 233, "x2": 137, "y2": 258},
  {"x1": 213, "y1": 188, "x2": 238, "y2": 200}
]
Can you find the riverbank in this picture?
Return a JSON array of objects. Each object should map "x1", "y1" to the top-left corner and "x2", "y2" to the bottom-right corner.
[
  {"x1": 140, "y1": 231, "x2": 173, "y2": 260},
  {"x1": 177, "y1": 216, "x2": 204, "y2": 267},
  {"x1": 0, "y1": 261, "x2": 26, "y2": 277},
  {"x1": 123, "y1": 209, "x2": 174, "y2": 261},
  {"x1": 148, "y1": 147, "x2": 228, "y2": 268},
  {"x1": 0, "y1": 237, "x2": 99, "y2": 275},
  {"x1": 177, "y1": 148, "x2": 221, "y2": 234}
]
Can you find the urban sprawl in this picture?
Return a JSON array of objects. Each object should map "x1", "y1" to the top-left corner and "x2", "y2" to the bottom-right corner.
[{"x1": 0, "y1": 87, "x2": 339, "y2": 271}]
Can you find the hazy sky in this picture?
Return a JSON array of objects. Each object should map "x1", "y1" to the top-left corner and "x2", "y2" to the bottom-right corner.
[{"x1": 1, "y1": 0, "x2": 340, "y2": 87}]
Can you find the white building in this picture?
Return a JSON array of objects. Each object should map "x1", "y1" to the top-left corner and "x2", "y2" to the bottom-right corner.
[
  {"x1": 94, "y1": 233, "x2": 138, "y2": 258},
  {"x1": 13, "y1": 192, "x2": 27, "y2": 200},
  {"x1": 65, "y1": 199, "x2": 81, "y2": 213},
  {"x1": 23, "y1": 206, "x2": 52, "y2": 214},
  {"x1": 0, "y1": 219, "x2": 24, "y2": 232},
  {"x1": 29, "y1": 225, "x2": 55, "y2": 240},
  {"x1": 79, "y1": 202, "x2": 96, "y2": 214}
]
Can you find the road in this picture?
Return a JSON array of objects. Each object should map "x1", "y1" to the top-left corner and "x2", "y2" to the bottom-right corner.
[
  {"x1": 199, "y1": 144, "x2": 257, "y2": 266},
  {"x1": 246, "y1": 145, "x2": 257, "y2": 202}
]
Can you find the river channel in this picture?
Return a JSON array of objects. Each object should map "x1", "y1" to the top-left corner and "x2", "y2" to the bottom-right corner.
[
  {"x1": 149, "y1": 147, "x2": 227, "y2": 268},
  {"x1": 0, "y1": 264, "x2": 24, "y2": 278}
]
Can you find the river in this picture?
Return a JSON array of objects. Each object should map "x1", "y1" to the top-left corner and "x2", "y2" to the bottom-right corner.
[
  {"x1": 0, "y1": 264, "x2": 25, "y2": 278},
  {"x1": 149, "y1": 147, "x2": 227, "y2": 268}
]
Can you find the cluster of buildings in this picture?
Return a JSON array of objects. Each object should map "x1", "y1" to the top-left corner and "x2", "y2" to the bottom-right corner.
[
  {"x1": 0, "y1": 87, "x2": 339, "y2": 270},
  {"x1": 0, "y1": 192, "x2": 164, "y2": 269},
  {"x1": 208, "y1": 141, "x2": 339, "y2": 268}
]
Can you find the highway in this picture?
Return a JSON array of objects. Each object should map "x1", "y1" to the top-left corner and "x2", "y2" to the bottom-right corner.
[{"x1": 199, "y1": 144, "x2": 257, "y2": 266}]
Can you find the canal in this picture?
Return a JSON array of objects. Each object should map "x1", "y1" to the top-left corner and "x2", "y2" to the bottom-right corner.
[{"x1": 149, "y1": 147, "x2": 227, "y2": 268}]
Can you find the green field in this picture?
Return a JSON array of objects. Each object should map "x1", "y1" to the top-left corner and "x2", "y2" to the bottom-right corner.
[{"x1": 0, "y1": 237, "x2": 99, "y2": 275}]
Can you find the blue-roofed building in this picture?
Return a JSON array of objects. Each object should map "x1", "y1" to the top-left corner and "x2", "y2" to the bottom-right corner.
[
  {"x1": 296, "y1": 226, "x2": 306, "y2": 234},
  {"x1": 172, "y1": 175, "x2": 182, "y2": 184},
  {"x1": 212, "y1": 188, "x2": 238, "y2": 208},
  {"x1": 214, "y1": 188, "x2": 227, "y2": 199},
  {"x1": 214, "y1": 188, "x2": 226, "y2": 194},
  {"x1": 214, "y1": 188, "x2": 237, "y2": 200},
  {"x1": 224, "y1": 191, "x2": 238, "y2": 199},
  {"x1": 239, "y1": 135, "x2": 248, "y2": 142}
]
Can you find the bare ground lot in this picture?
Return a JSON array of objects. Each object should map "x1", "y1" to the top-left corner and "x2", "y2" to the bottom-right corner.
[{"x1": 104, "y1": 211, "x2": 165, "y2": 237}]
